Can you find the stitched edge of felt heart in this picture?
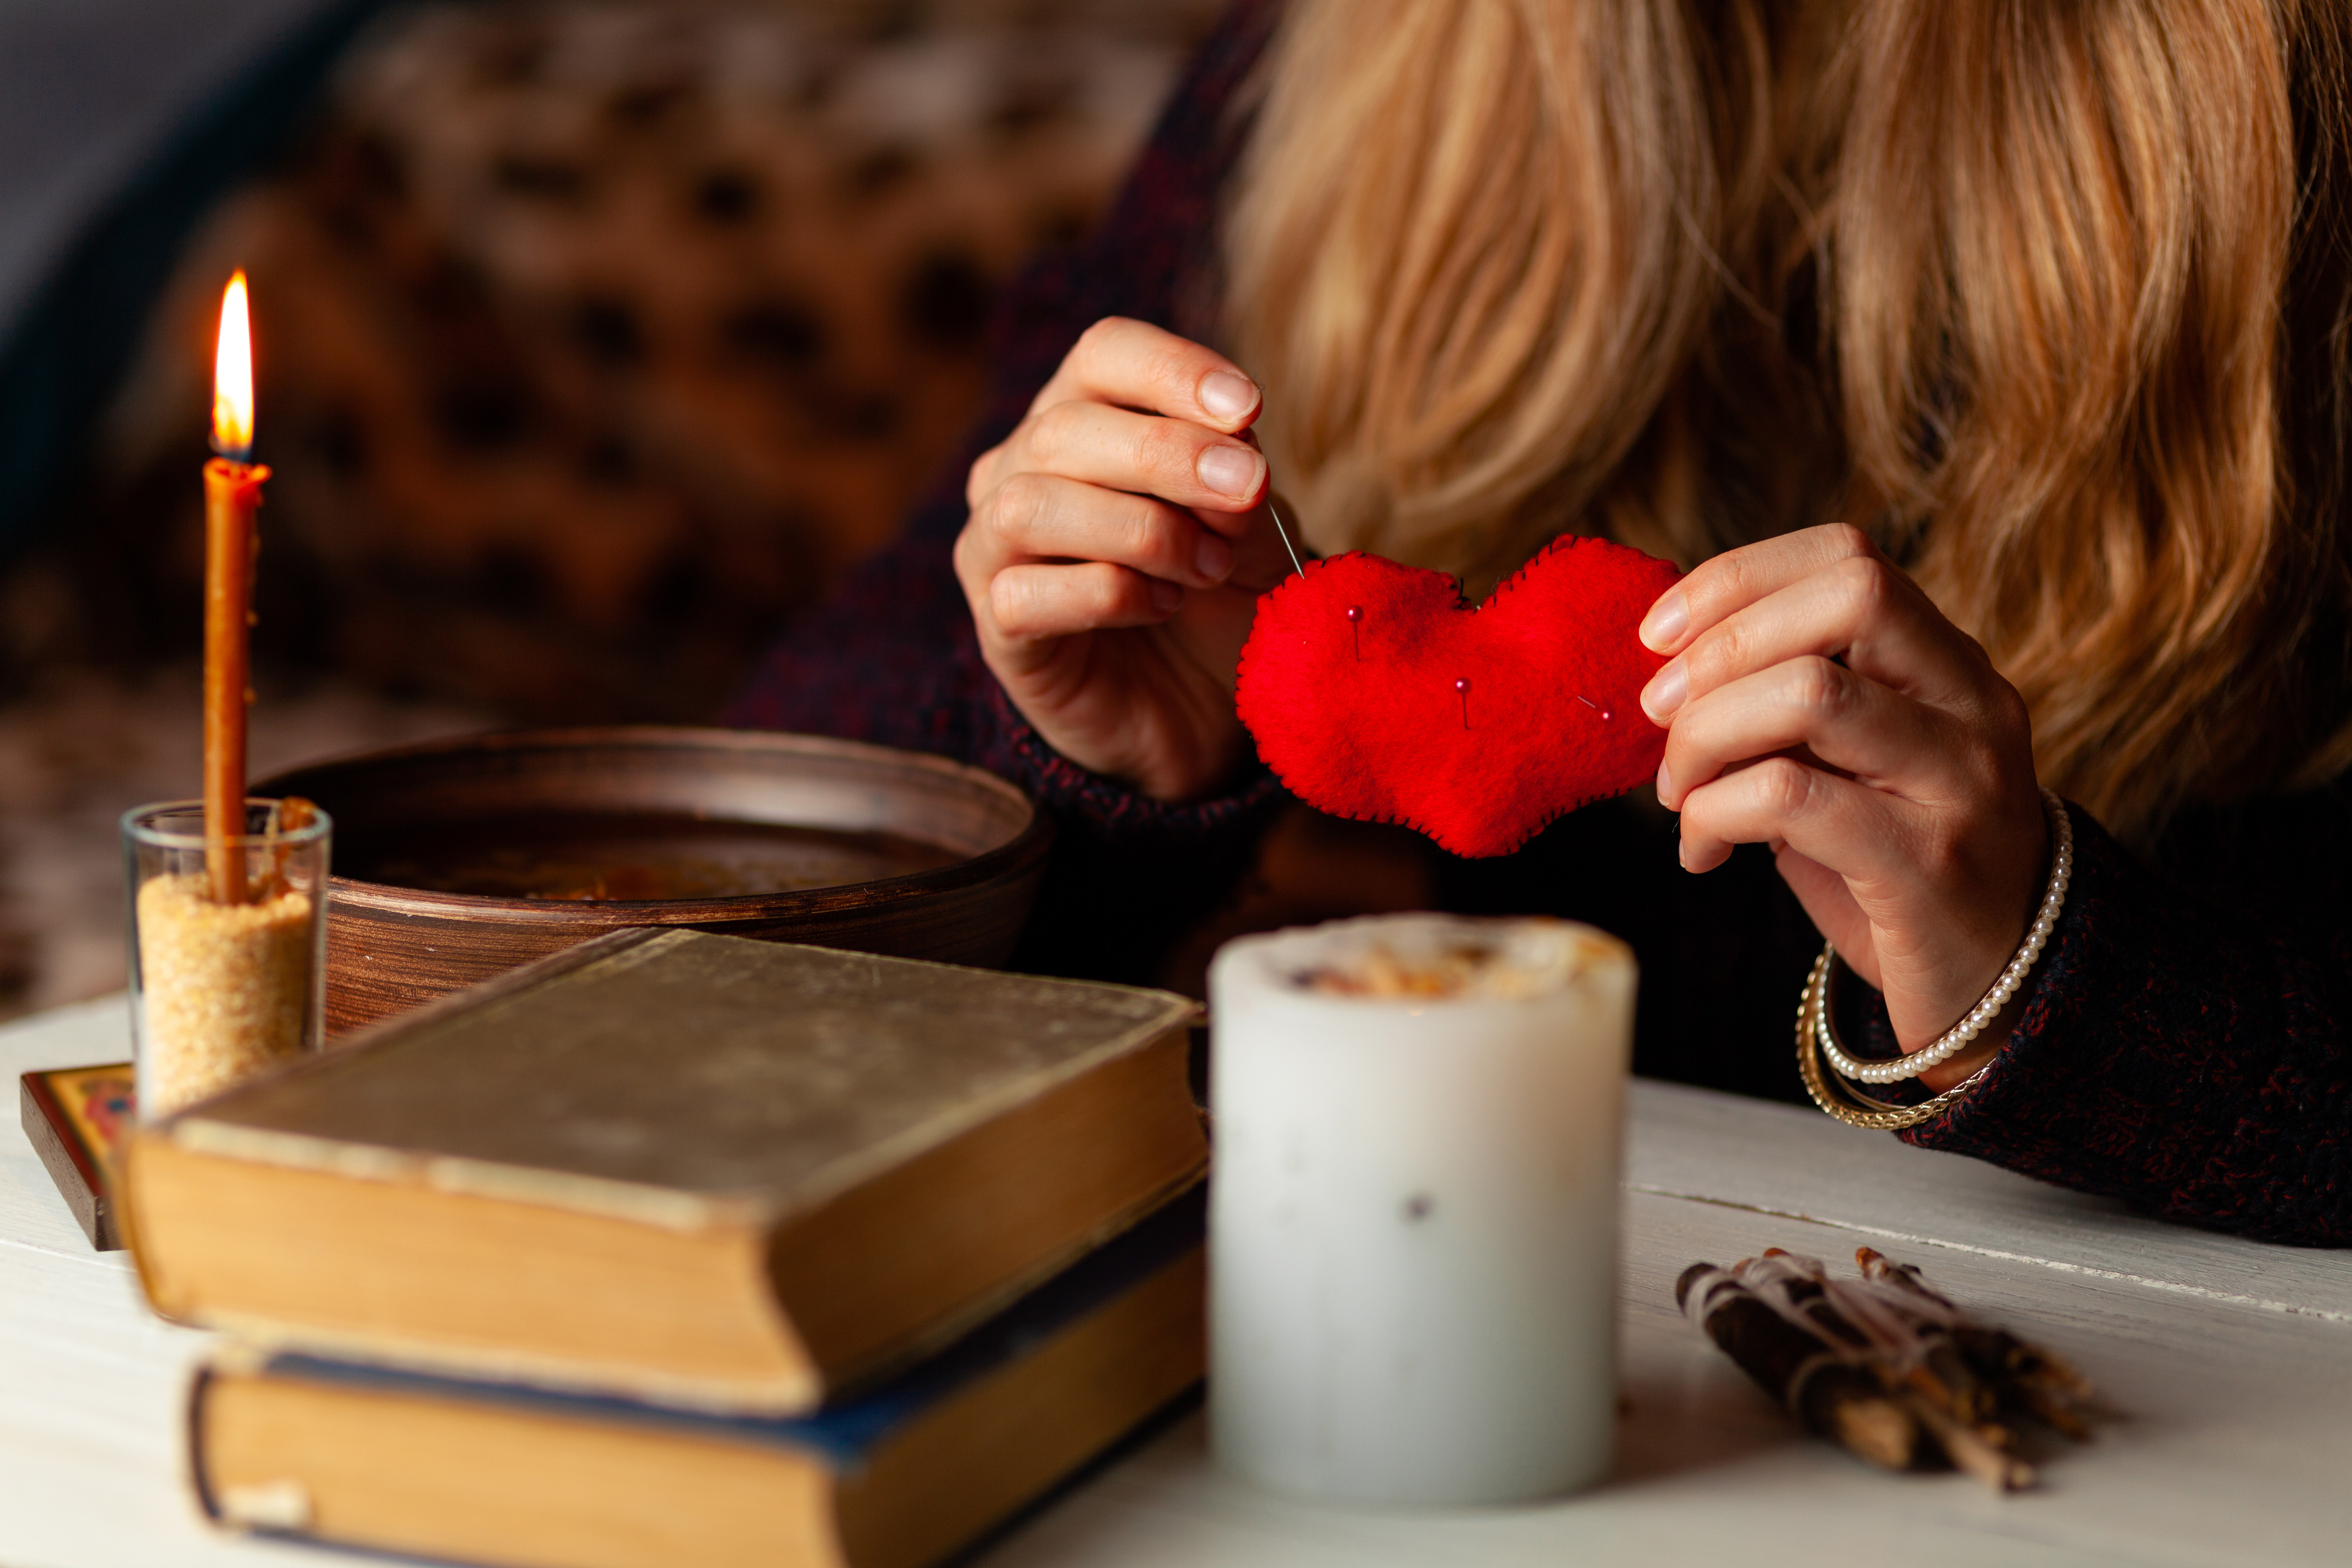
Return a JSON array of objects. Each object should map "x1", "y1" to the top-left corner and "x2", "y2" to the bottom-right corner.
[{"x1": 1235, "y1": 536, "x2": 1681, "y2": 857}]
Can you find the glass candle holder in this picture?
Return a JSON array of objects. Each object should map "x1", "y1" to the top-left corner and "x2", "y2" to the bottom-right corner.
[
  {"x1": 123, "y1": 799, "x2": 331, "y2": 1121},
  {"x1": 1208, "y1": 913, "x2": 1635, "y2": 1506}
]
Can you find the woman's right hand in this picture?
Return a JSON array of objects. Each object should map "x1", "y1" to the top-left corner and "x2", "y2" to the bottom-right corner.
[{"x1": 954, "y1": 318, "x2": 1295, "y2": 801}]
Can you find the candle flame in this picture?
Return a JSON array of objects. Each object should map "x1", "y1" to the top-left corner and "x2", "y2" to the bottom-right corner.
[{"x1": 212, "y1": 271, "x2": 254, "y2": 459}]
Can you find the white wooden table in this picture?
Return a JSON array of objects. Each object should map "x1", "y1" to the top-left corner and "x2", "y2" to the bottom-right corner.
[{"x1": 4, "y1": 997, "x2": 2348, "y2": 1568}]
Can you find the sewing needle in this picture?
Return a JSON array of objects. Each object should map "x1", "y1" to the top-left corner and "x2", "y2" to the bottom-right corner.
[{"x1": 1267, "y1": 497, "x2": 1306, "y2": 578}]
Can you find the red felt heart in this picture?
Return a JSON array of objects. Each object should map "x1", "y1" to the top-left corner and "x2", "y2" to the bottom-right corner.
[{"x1": 1235, "y1": 536, "x2": 1682, "y2": 857}]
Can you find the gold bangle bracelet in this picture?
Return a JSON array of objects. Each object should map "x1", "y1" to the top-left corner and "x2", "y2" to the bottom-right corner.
[{"x1": 1795, "y1": 946, "x2": 1997, "y2": 1131}]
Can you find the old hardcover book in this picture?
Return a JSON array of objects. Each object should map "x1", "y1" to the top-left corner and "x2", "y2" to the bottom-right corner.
[
  {"x1": 193, "y1": 1191, "x2": 1204, "y2": 1568},
  {"x1": 121, "y1": 928, "x2": 1205, "y2": 1413},
  {"x1": 19, "y1": 1062, "x2": 137, "y2": 1249}
]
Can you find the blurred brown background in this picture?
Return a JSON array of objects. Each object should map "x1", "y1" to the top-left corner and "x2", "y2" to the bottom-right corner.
[
  {"x1": 45, "y1": 0, "x2": 1230, "y2": 721},
  {"x1": 0, "y1": 0, "x2": 1235, "y2": 1019}
]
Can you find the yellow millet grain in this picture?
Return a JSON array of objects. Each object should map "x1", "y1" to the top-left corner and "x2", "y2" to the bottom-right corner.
[{"x1": 136, "y1": 872, "x2": 314, "y2": 1116}]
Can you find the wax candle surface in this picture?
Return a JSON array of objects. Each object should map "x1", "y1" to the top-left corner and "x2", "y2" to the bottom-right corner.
[
  {"x1": 1209, "y1": 913, "x2": 1634, "y2": 1506},
  {"x1": 203, "y1": 270, "x2": 266, "y2": 905}
]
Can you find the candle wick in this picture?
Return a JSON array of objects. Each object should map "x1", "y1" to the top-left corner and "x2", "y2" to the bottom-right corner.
[{"x1": 1455, "y1": 676, "x2": 1470, "y2": 730}]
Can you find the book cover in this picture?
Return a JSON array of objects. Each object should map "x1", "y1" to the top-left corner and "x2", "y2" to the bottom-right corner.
[
  {"x1": 194, "y1": 1188, "x2": 1207, "y2": 1568},
  {"x1": 18, "y1": 1062, "x2": 135, "y2": 1250},
  {"x1": 124, "y1": 928, "x2": 1207, "y2": 1412}
]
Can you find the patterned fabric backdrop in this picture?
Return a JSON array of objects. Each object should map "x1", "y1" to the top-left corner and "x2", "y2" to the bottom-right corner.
[
  {"x1": 62, "y1": 0, "x2": 1224, "y2": 720},
  {"x1": 0, "y1": 0, "x2": 1223, "y2": 1018}
]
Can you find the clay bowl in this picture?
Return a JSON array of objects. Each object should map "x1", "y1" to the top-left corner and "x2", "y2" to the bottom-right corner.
[{"x1": 256, "y1": 727, "x2": 1053, "y2": 1036}]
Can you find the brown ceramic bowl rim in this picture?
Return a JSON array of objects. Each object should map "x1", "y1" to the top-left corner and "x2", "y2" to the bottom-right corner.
[{"x1": 254, "y1": 725, "x2": 1053, "y2": 927}]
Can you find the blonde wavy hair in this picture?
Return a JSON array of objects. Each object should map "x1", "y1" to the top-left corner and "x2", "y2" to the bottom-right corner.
[{"x1": 1225, "y1": 0, "x2": 2352, "y2": 841}]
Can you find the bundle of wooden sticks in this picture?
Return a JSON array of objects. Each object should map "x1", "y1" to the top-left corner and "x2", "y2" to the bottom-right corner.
[{"x1": 1676, "y1": 1247, "x2": 2096, "y2": 1491}]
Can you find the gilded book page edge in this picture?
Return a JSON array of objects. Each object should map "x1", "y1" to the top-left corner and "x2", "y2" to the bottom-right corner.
[{"x1": 188, "y1": 1317, "x2": 824, "y2": 1417}]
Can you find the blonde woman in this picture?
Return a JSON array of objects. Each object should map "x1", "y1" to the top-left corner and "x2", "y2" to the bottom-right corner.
[{"x1": 733, "y1": 0, "x2": 2352, "y2": 1244}]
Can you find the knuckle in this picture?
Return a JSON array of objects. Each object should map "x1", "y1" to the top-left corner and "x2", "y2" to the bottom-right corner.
[
  {"x1": 1833, "y1": 553, "x2": 1897, "y2": 617},
  {"x1": 1819, "y1": 522, "x2": 1876, "y2": 562},
  {"x1": 1074, "y1": 317, "x2": 1125, "y2": 361},
  {"x1": 1789, "y1": 655, "x2": 1849, "y2": 717},
  {"x1": 988, "y1": 572, "x2": 1035, "y2": 634},
  {"x1": 1754, "y1": 756, "x2": 1816, "y2": 818},
  {"x1": 1695, "y1": 553, "x2": 1750, "y2": 608},
  {"x1": 992, "y1": 471, "x2": 1050, "y2": 535},
  {"x1": 1971, "y1": 683, "x2": 2026, "y2": 752},
  {"x1": 1026, "y1": 401, "x2": 1081, "y2": 464},
  {"x1": 1136, "y1": 418, "x2": 1200, "y2": 482},
  {"x1": 2002, "y1": 683, "x2": 2034, "y2": 738},
  {"x1": 1145, "y1": 343, "x2": 1199, "y2": 401},
  {"x1": 1083, "y1": 561, "x2": 1136, "y2": 617},
  {"x1": 1115, "y1": 495, "x2": 1168, "y2": 562},
  {"x1": 964, "y1": 448, "x2": 999, "y2": 507},
  {"x1": 1703, "y1": 547, "x2": 1772, "y2": 614},
  {"x1": 1692, "y1": 619, "x2": 1748, "y2": 686},
  {"x1": 1674, "y1": 546, "x2": 1745, "y2": 612}
]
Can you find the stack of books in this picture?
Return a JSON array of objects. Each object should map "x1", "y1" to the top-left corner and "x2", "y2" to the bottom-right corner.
[{"x1": 117, "y1": 928, "x2": 1210, "y2": 1568}]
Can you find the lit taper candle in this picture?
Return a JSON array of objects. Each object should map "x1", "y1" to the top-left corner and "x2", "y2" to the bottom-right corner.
[{"x1": 203, "y1": 271, "x2": 269, "y2": 905}]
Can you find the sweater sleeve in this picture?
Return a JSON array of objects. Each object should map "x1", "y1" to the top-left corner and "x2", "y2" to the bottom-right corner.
[
  {"x1": 1896, "y1": 794, "x2": 2352, "y2": 1247},
  {"x1": 725, "y1": 0, "x2": 1289, "y2": 981}
]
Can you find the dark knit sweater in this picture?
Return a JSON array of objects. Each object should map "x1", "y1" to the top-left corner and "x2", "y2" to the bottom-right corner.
[{"x1": 730, "y1": 0, "x2": 2352, "y2": 1248}]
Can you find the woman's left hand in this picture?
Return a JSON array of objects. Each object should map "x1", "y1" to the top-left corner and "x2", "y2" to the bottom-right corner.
[{"x1": 1638, "y1": 524, "x2": 2050, "y2": 1088}]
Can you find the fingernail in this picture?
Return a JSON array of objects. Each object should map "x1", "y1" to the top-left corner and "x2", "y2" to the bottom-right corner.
[
  {"x1": 1640, "y1": 590, "x2": 1688, "y2": 652},
  {"x1": 1199, "y1": 370, "x2": 1259, "y2": 423},
  {"x1": 1197, "y1": 444, "x2": 1264, "y2": 499},
  {"x1": 1655, "y1": 758, "x2": 1676, "y2": 807},
  {"x1": 1676, "y1": 832, "x2": 1690, "y2": 872},
  {"x1": 1195, "y1": 531, "x2": 1234, "y2": 583},
  {"x1": 1643, "y1": 660, "x2": 1687, "y2": 722},
  {"x1": 1149, "y1": 578, "x2": 1183, "y2": 613}
]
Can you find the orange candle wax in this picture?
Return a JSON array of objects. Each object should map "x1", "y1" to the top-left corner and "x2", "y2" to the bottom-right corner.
[{"x1": 203, "y1": 271, "x2": 269, "y2": 905}]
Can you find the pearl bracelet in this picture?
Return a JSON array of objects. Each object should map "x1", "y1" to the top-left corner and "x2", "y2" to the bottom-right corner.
[
  {"x1": 1816, "y1": 788, "x2": 2073, "y2": 1086},
  {"x1": 1796, "y1": 948, "x2": 2000, "y2": 1130}
]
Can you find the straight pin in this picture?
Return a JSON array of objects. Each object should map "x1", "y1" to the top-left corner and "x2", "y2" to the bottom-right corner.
[
  {"x1": 1455, "y1": 676, "x2": 1471, "y2": 729},
  {"x1": 1347, "y1": 605, "x2": 1363, "y2": 660},
  {"x1": 1575, "y1": 694, "x2": 1613, "y2": 721}
]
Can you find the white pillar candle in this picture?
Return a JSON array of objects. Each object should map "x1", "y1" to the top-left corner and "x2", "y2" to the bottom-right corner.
[{"x1": 1208, "y1": 913, "x2": 1634, "y2": 1506}]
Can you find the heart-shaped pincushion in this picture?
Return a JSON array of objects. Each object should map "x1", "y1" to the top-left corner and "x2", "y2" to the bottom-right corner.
[{"x1": 1235, "y1": 536, "x2": 1682, "y2": 857}]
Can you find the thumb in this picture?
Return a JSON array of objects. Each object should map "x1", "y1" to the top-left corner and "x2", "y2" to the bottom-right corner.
[{"x1": 1774, "y1": 843, "x2": 1879, "y2": 987}]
